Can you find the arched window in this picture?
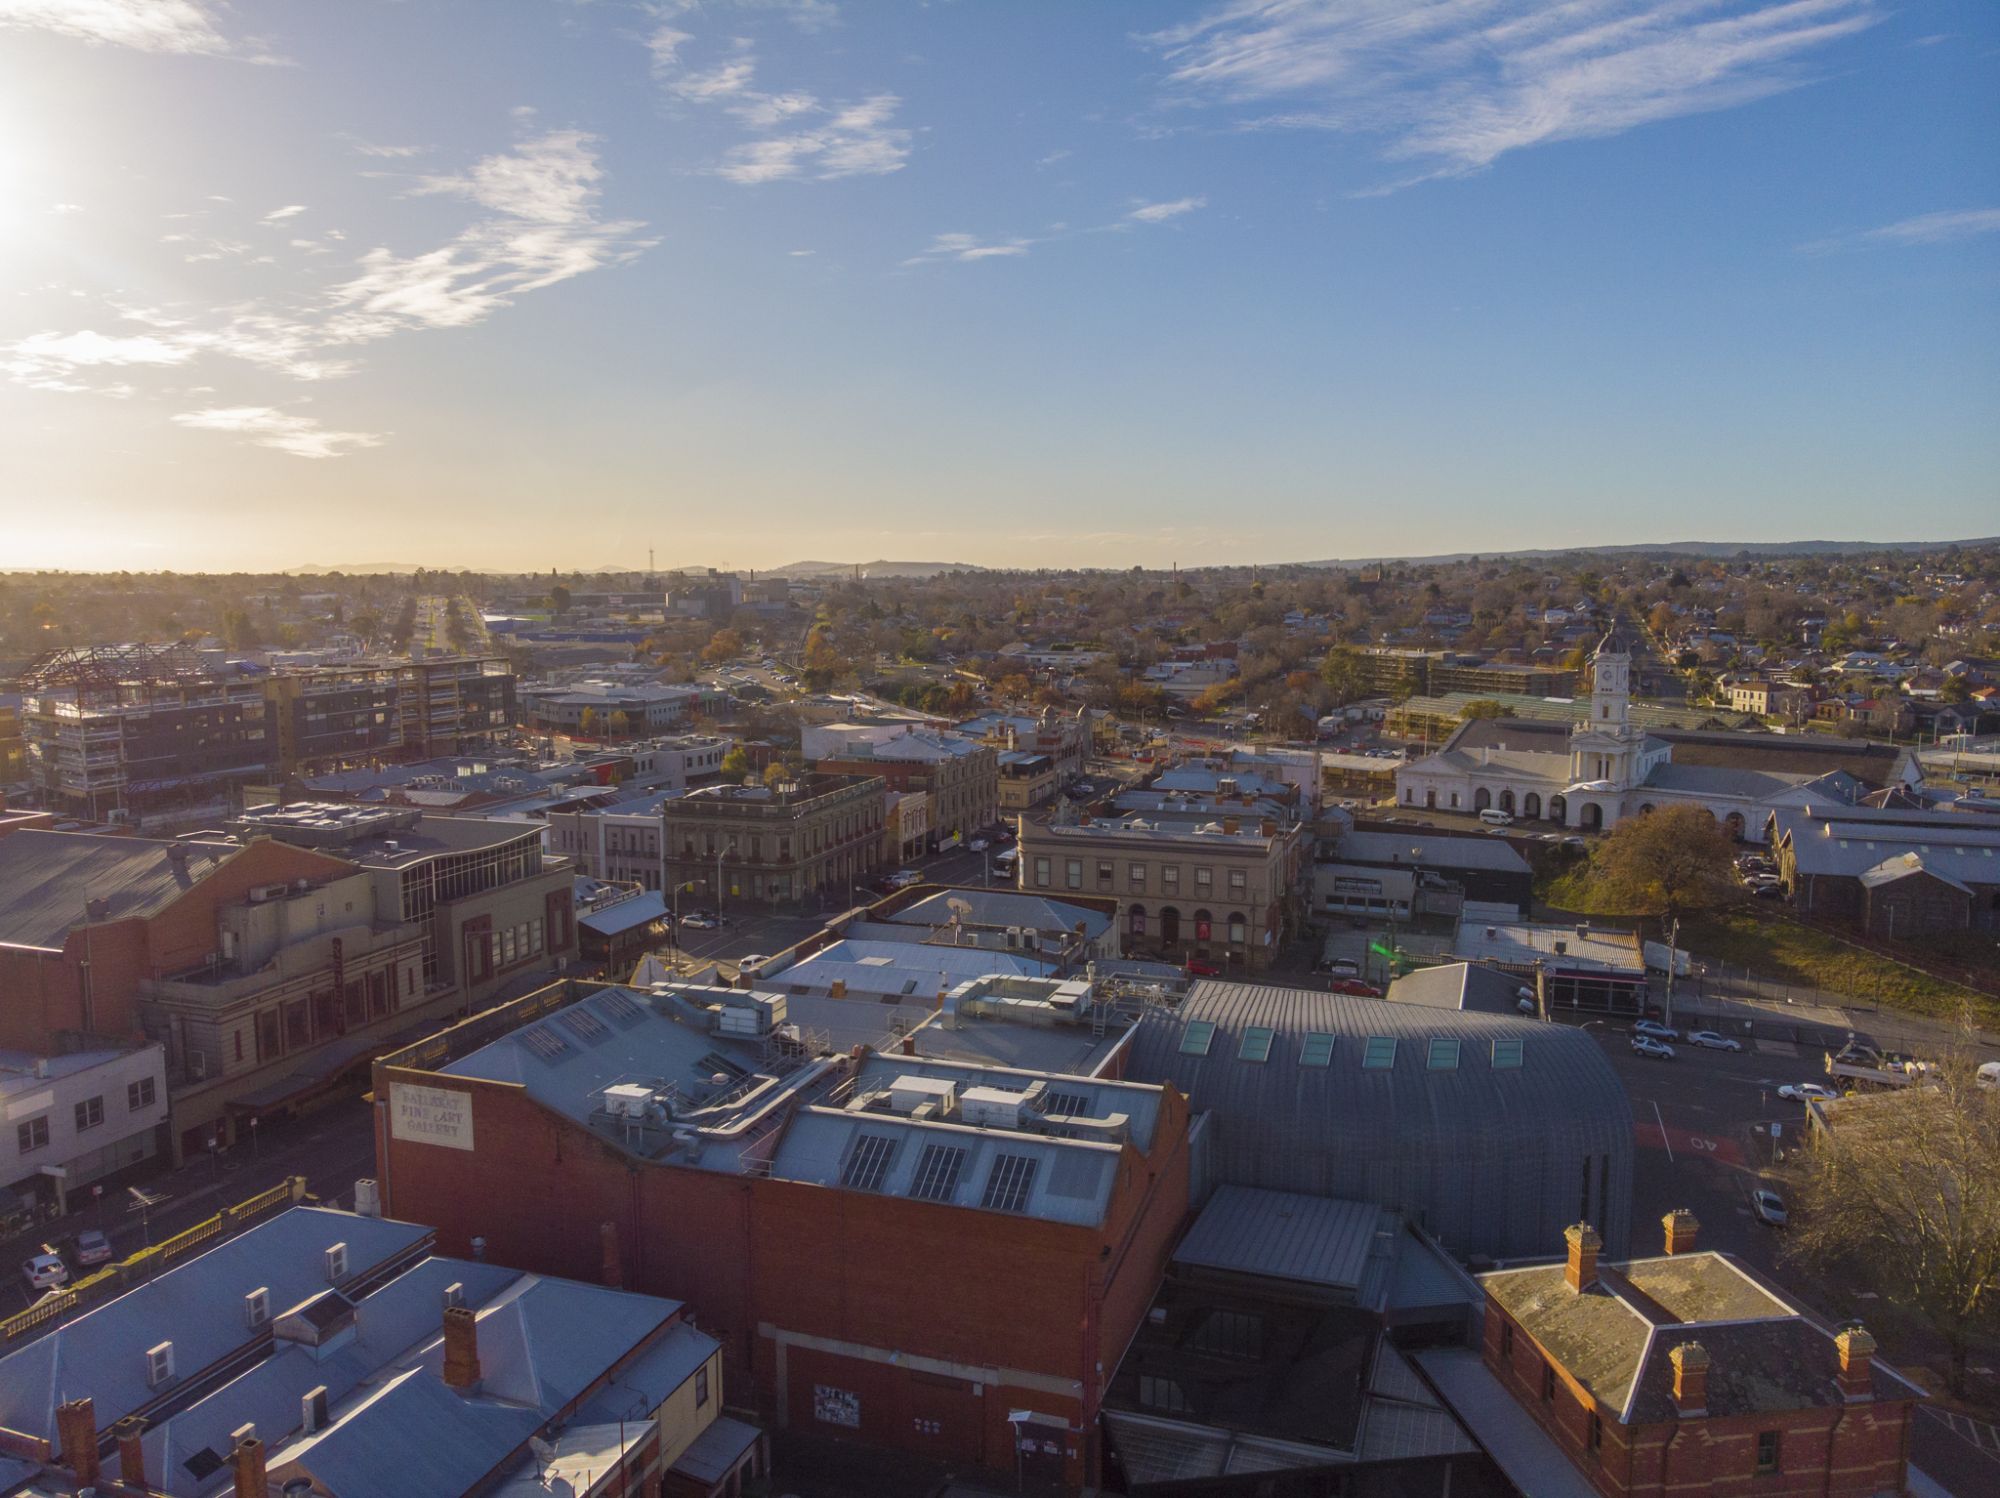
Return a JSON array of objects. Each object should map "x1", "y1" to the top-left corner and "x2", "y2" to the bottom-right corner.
[
  {"x1": 1228, "y1": 915, "x2": 1246, "y2": 946},
  {"x1": 1474, "y1": 787, "x2": 1492, "y2": 812}
]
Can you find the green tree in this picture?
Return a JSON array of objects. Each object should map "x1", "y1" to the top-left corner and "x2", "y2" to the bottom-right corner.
[
  {"x1": 1459, "y1": 699, "x2": 1508, "y2": 721},
  {"x1": 1587, "y1": 805, "x2": 1738, "y2": 923},
  {"x1": 1319, "y1": 645, "x2": 1366, "y2": 704},
  {"x1": 548, "y1": 583, "x2": 571, "y2": 616},
  {"x1": 721, "y1": 745, "x2": 751, "y2": 778}
]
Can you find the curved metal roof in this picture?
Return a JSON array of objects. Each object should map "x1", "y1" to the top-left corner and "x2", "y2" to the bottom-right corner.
[{"x1": 1128, "y1": 980, "x2": 1633, "y2": 1258}]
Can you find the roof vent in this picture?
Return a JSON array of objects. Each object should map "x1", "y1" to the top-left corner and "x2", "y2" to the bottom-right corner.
[
  {"x1": 245, "y1": 1287, "x2": 270, "y2": 1328},
  {"x1": 324, "y1": 1242, "x2": 348, "y2": 1282},
  {"x1": 443, "y1": 1281, "x2": 465, "y2": 1310},
  {"x1": 146, "y1": 1341, "x2": 175, "y2": 1388}
]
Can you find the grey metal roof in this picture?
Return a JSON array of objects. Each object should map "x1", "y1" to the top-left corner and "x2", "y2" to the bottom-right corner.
[
  {"x1": 1414, "y1": 1349, "x2": 1602, "y2": 1498},
  {"x1": 1127, "y1": 981, "x2": 1632, "y2": 1259},
  {"x1": 1172, "y1": 1186, "x2": 1398, "y2": 1299},
  {"x1": 668, "y1": 1415, "x2": 762, "y2": 1486},
  {"x1": 889, "y1": 889, "x2": 1115, "y2": 940},
  {"x1": 1383, "y1": 962, "x2": 1527, "y2": 1015},
  {"x1": 577, "y1": 891, "x2": 669, "y2": 936},
  {"x1": 1637, "y1": 762, "x2": 1840, "y2": 801},
  {"x1": 1334, "y1": 829, "x2": 1531, "y2": 875},
  {"x1": 0, "y1": 830, "x2": 238, "y2": 948}
]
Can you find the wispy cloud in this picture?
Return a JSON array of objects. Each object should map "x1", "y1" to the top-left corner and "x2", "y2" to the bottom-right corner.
[
  {"x1": 0, "y1": 0, "x2": 273, "y2": 59},
  {"x1": 1147, "y1": 0, "x2": 1880, "y2": 186},
  {"x1": 903, "y1": 233, "x2": 1035, "y2": 266},
  {"x1": 170, "y1": 406, "x2": 382, "y2": 459},
  {"x1": 335, "y1": 132, "x2": 430, "y2": 159},
  {"x1": 1801, "y1": 207, "x2": 2000, "y2": 253},
  {"x1": 260, "y1": 204, "x2": 307, "y2": 224},
  {"x1": 715, "y1": 94, "x2": 911, "y2": 183},
  {"x1": 1128, "y1": 195, "x2": 1206, "y2": 223},
  {"x1": 50, "y1": 202, "x2": 84, "y2": 215}
]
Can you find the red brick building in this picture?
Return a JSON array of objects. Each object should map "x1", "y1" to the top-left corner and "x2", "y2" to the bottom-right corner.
[
  {"x1": 372, "y1": 979, "x2": 1191, "y2": 1488},
  {"x1": 1479, "y1": 1215, "x2": 1921, "y2": 1498}
]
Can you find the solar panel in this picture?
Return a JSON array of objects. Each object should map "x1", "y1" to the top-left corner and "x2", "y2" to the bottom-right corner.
[
  {"x1": 518, "y1": 1025, "x2": 570, "y2": 1061},
  {"x1": 908, "y1": 1143, "x2": 967, "y2": 1202},
  {"x1": 981, "y1": 1153, "x2": 1038, "y2": 1214},
  {"x1": 559, "y1": 1007, "x2": 611, "y2": 1044},
  {"x1": 840, "y1": 1133, "x2": 898, "y2": 1191}
]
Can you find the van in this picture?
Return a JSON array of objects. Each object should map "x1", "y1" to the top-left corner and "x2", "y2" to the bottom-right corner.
[{"x1": 1478, "y1": 808, "x2": 1513, "y2": 826}]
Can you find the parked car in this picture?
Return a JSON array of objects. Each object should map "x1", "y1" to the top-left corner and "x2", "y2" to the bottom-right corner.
[
  {"x1": 74, "y1": 1229, "x2": 113, "y2": 1267},
  {"x1": 1778, "y1": 1082, "x2": 1838, "y2": 1102},
  {"x1": 1751, "y1": 1189, "x2": 1789, "y2": 1227},
  {"x1": 1633, "y1": 1019, "x2": 1680, "y2": 1042},
  {"x1": 1330, "y1": 978, "x2": 1383, "y2": 997},
  {"x1": 1686, "y1": 1030, "x2": 1743, "y2": 1052},
  {"x1": 1630, "y1": 1035, "x2": 1677, "y2": 1060},
  {"x1": 1324, "y1": 958, "x2": 1362, "y2": 979},
  {"x1": 679, "y1": 913, "x2": 717, "y2": 930},
  {"x1": 969, "y1": 838, "x2": 990, "y2": 852},
  {"x1": 21, "y1": 1249, "x2": 67, "y2": 1291},
  {"x1": 735, "y1": 954, "x2": 769, "y2": 971},
  {"x1": 1185, "y1": 958, "x2": 1223, "y2": 978},
  {"x1": 1752, "y1": 883, "x2": 1784, "y2": 900}
]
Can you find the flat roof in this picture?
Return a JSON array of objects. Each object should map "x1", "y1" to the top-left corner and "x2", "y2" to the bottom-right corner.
[{"x1": 1452, "y1": 920, "x2": 1645, "y2": 974}]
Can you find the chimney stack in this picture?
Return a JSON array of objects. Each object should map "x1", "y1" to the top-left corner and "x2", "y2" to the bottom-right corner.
[
  {"x1": 113, "y1": 1416, "x2": 146, "y2": 1489},
  {"x1": 442, "y1": 1305, "x2": 482, "y2": 1390},
  {"x1": 599, "y1": 1220, "x2": 623, "y2": 1291},
  {"x1": 1669, "y1": 1342, "x2": 1710, "y2": 1417},
  {"x1": 56, "y1": 1398, "x2": 98, "y2": 1486},
  {"x1": 1663, "y1": 1208, "x2": 1700, "y2": 1256},
  {"x1": 899, "y1": 1032, "x2": 916, "y2": 1055},
  {"x1": 1835, "y1": 1325, "x2": 1877, "y2": 1402},
  {"x1": 231, "y1": 1433, "x2": 266, "y2": 1498},
  {"x1": 1564, "y1": 1222, "x2": 1602, "y2": 1293}
]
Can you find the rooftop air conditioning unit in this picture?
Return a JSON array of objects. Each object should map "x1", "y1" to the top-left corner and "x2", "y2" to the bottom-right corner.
[
  {"x1": 604, "y1": 1084, "x2": 655, "y2": 1119},
  {"x1": 889, "y1": 1076, "x2": 958, "y2": 1116},
  {"x1": 959, "y1": 1085, "x2": 1031, "y2": 1129},
  {"x1": 324, "y1": 1242, "x2": 348, "y2": 1282},
  {"x1": 249, "y1": 883, "x2": 287, "y2": 903},
  {"x1": 146, "y1": 1341, "x2": 175, "y2": 1388},
  {"x1": 245, "y1": 1287, "x2": 270, "y2": 1328}
]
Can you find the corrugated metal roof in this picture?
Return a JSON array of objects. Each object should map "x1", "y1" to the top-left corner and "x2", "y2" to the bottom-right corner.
[
  {"x1": 1127, "y1": 980, "x2": 1632, "y2": 1259},
  {"x1": 1173, "y1": 1186, "x2": 1396, "y2": 1299},
  {"x1": 0, "y1": 830, "x2": 238, "y2": 947},
  {"x1": 1414, "y1": 1348, "x2": 1601, "y2": 1498},
  {"x1": 578, "y1": 891, "x2": 670, "y2": 936},
  {"x1": 889, "y1": 889, "x2": 1114, "y2": 940}
]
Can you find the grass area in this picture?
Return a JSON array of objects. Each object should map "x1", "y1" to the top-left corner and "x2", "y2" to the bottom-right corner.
[{"x1": 1679, "y1": 909, "x2": 1999, "y2": 1024}]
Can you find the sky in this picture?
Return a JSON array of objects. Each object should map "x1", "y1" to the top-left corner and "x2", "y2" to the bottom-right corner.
[{"x1": 1, "y1": 0, "x2": 1996, "y2": 574}]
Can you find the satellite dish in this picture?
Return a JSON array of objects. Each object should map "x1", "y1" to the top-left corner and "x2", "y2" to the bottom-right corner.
[{"x1": 946, "y1": 898, "x2": 973, "y2": 918}]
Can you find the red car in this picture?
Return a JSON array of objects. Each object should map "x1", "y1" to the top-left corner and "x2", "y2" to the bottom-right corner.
[
  {"x1": 1330, "y1": 978, "x2": 1382, "y2": 997},
  {"x1": 1185, "y1": 958, "x2": 1223, "y2": 978}
]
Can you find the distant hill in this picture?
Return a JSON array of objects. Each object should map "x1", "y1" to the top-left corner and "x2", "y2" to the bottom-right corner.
[
  {"x1": 287, "y1": 562, "x2": 428, "y2": 575},
  {"x1": 1301, "y1": 537, "x2": 1999, "y2": 568},
  {"x1": 769, "y1": 559, "x2": 985, "y2": 579}
]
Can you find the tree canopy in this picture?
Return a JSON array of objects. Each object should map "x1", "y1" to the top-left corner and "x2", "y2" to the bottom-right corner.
[{"x1": 1587, "y1": 805, "x2": 1738, "y2": 922}]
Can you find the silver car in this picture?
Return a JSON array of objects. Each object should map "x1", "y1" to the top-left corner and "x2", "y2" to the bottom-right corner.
[{"x1": 1687, "y1": 1030, "x2": 1743, "y2": 1052}]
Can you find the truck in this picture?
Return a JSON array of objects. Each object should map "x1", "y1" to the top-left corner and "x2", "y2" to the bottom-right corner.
[{"x1": 1825, "y1": 1042, "x2": 1933, "y2": 1091}]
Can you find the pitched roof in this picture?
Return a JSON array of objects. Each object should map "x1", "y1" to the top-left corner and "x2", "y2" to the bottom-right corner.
[{"x1": 0, "y1": 830, "x2": 238, "y2": 947}]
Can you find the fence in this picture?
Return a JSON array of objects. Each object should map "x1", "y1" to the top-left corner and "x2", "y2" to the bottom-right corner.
[{"x1": 0, "y1": 1175, "x2": 308, "y2": 1344}]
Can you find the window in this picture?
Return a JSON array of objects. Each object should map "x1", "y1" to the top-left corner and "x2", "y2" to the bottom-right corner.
[
  {"x1": 1541, "y1": 1364, "x2": 1556, "y2": 1402},
  {"x1": 1043, "y1": 1090, "x2": 1091, "y2": 1118},
  {"x1": 1238, "y1": 1026, "x2": 1275, "y2": 1063},
  {"x1": 1361, "y1": 1037, "x2": 1398, "y2": 1069},
  {"x1": 1129, "y1": 907, "x2": 1147, "y2": 938},
  {"x1": 1139, "y1": 1375, "x2": 1189, "y2": 1414},
  {"x1": 1299, "y1": 1033, "x2": 1335, "y2": 1067},
  {"x1": 1065, "y1": 859, "x2": 1083, "y2": 891},
  {"x1": 981, "y1": 1153, "x2": 1038, "y2": 1213},
  {"x1": 1427, "y1": 1038, "x2": 1461, "y2": 1070},
  {"x1": 1162, "y1": 865, "x2": 1180, "y2": 892},
  {"x1": 1492, "y1": 1037, "x2": 1525, "y2": 1069},
  {"x1": 1096, "y1": 861, "x2": 1113, "y2": 887},
  {"x1": 75, "y1": 1095, "x2": 104, "y2": 1132},
  {"x1": 1588, "y1": 1412, "x2": 1603, "y2": 1457},
  {"x1": 1228, "y1": 868, "x2": 1247, "y2": 894},
  {"x1": 841, "y1": 1133, "x2": 898, "y2": 1192},
  {"x1": 1195, "y1": 866, "x2": 1213, "y2": 891},
  {"x1": 257, "y1": 1008, "x2": 282, "y2": 1062},
  {"x1": 128, "y1": 1077, "x2": 157, "y2": 1111},
  {"x1": 1032, "y1": 856, "x2": 1051, "y2": 888},
  {"x1": 1755, "y1": 1431, "x2": 1780, "y2": 1474},
  {"x1": 908, "y1": 1143, "x2": 968, "y2": 1202},
  {"x1": 284, "y1": 1000, "x2": 311, "y2": 1050},
  {"x1": 1228, "y1": 915, "x2": 1246, "y2": 946},
  {"x1": 1186, "y1": 1309, "x2": 1261, "y2": 1359},
  {"x1": 1180, "y1": 1020, "x2": 1217, "y2": 1056},
  {"x1": 695, "y1": 1366, "x2": 710, "y2": 1408},
  {"x1": 1128, "y1": 863, "x2": 1147, "y2": 890},
  {"x1": 17, "y1": 1117, "x2": 49, "y2": 1155}
]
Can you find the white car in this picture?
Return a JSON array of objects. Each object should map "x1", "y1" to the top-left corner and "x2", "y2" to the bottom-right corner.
[
  {"x1": 679, "y1": 913, "x2": 717, "y2": 930},
  {"x1": 1633, "y1": 1020, "x2": 1680, "y2": 1042},
  {"x1": 21, "y1": 1250, "x2": 67, "y2": 1291},
  {"x1": 969, "y1": 838, "x2": 990, "y2": 852},
  {"x1": 1686, "y1": 1030, "x2": 1742, "y2": 1052},
  {"x1": 1778, "y1": 1082, "x2": 1838, "y2": 1103},
  {"x1": 885, "y1": 870, "x2": 924, "y2": 889},
  {"x1": 1751, "y1": 1189, "x2": 1789, "y2": 1227},
  {"x1": 1630, "y1": 1035, "x2": 1677, "y2": 1060}
]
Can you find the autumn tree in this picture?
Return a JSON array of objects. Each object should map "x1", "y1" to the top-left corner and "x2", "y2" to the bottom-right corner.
[
  {"x1": 801, "y1": 626, "x2": 848, "y2": 688},
  {"x1": 720, "y1": 745, "x2": 750, "y2": 778},
  {"x1": 1587, "y1": 805, "x2": 1738, "y2": 923},
  {"x1": 1785, "y1": 1053, "x2": 2000, "y2": 1394},
  {"x1": 702, "y1": 627, "x2": 745, "y2": 664},
  {"x1": 1459, "y1": 699, "x2": 1508, "y2": 721}
]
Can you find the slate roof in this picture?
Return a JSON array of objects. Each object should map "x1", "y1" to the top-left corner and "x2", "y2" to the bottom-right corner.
[{"x1": 0, "y1": 830, "x2": 238, "y2": 948}]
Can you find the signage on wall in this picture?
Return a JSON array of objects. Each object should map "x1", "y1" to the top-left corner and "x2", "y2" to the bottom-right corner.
[
  {"x1": 389, "y1": 1083, "x2": 475, "y2": 1151},
  {"x1": 813, "y1": 1385, "x2": 860, "y2": 1429}
]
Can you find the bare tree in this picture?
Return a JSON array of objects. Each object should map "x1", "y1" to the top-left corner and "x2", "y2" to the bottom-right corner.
[{"x1": 1785, "y1": 1048, "x2": 2000, "y2": 1394}]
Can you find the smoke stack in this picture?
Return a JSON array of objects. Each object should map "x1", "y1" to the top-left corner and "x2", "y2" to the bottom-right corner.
[
  {"x1": 599, "y1": 1220, "x2": 623, "y2": 1291},
  {"x1": 230, "y1": 1431, "x2": 266, "y2": 1498},
  {"x1": 57, "y1": 1398, "x2": 98, "y2": 1486},
  {"x1": 1662, "y1": 1208, "x2": 1700, "y2": 1256},
  {"x1": 1835, "y1": 1326, "x2": 1877, "y2": 1403},
  {"x1": 113, "y1": 1416, "x2": 146, "y2": 1488},
  {"x1": 1564, "y1": 1222, "x2": 1601, "y2": 1294},
  {"x1": 442, "y1": 1305, "x2": 482, "y2": 1391},
  {"x1": 1669, "y1": 1342, "x2": 1709, "y2": 1417}
]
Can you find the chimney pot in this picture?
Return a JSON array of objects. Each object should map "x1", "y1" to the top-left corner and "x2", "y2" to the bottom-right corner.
[
  {"x1": 231, "y1": 1434, "x2": 267, "y2": 1498},
  {"x1": 113, "y1": 1416, "x2": 146, "y2": 1489},
  {"x1": 57, "y1": 1398, "x2": 98, "y2": 1486},
  {"x1": 1663, "y1": 1208, "x2": 1700, "y2": 1255},
  {"x1": 1669, "y1": 1341, "x2": 1710, "y2": 1417},
  {"x1": 1563, "y1": 1222, "x2": 1602, "y2": 1293},
  {"x1": 442, "y1": 1304, "x2": 482, "y2": 1391},
  {"x1": 1835, "y1": 1325, "x2": 1877, "y2": 1402}
]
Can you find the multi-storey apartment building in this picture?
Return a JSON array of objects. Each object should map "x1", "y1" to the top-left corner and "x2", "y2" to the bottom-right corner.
[
  {"x1": 660, "y1": 773, "x2": 885, "y2": 907},
  {"x1": 1015, "y1": 812, "x2": 1306, "y2": 970}
]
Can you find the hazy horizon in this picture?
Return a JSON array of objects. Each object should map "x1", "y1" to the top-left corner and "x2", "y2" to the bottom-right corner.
[{"x1": 4, "y1": 1, "x2": 1996, "y2": 573}]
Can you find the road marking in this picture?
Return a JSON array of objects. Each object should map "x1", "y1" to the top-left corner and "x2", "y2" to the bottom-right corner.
[{"x1": 1654, "y1": 1102, "x2": 1673, "y2": 1164}]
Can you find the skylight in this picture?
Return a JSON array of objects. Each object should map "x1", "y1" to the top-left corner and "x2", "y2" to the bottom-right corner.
[
  {"x1": 1361, "y1": 1037, "x2": 1397, "y2": 1070},
  {"x1": 1238, "y1": 1026, "x2": 1275, "y2": 1063},
  {"x1": 1180, "y1": 1021, "x2": 1217, "y2": 1056}
]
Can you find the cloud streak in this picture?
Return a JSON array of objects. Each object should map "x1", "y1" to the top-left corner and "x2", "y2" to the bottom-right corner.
[
  {"x1": 1800, "y1": 207, "x2": 2000, "y2": 253},
  {"x1": 170, "y1": 405, "x2": 382, "y2": 459},
  {"x1": 1147, "y1": 0, "x2": 1879, "y2": 185},
  {"x1": 0, "y1": 0, "x2": 271, "y2": 59},
  {"x1": 1128, "y1": 195, "x2": 1206, "y2": 223}
]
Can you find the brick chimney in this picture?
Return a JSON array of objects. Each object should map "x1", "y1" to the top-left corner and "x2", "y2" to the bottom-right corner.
[
  {"x1": 442, "y1": 1304, "x2": 482, "y2": 1390},
  {"x1": 56, "y1": 1397, "x2": 97, "y2": 1486},
  {"x1": 1564, "y1": 1222, "x2": 1602, "y2": 1293},
  {"x1": 1662, "y1": 1208, "x2": 1700, "y2": 1255},
  {"x1": 230, "y1": 1432, "x2": 266, "y2": 1498},
  {"x1": 599, "y1": 1219, "x2": 623, "y2": 1291},
  {"x1": 114, "y1": 1415, "x2": 147, "y2": 1489},
  {"x1": 1669, "y1": 1341, "x2": 1710, "y2": 1417},
  {"x1": 1835, "y1": 1325, "x2": 1877, "y2": 1403}
]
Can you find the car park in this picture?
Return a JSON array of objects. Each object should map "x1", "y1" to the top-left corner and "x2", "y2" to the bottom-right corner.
[
  {"x1": 1751, "y1": 1189, "x2": 1789, "y2": 1227},
  {"x1": 1777, "y1": 1082, "x2": 1838, "y2": 1102},
  {"x1": 21, "y1": 1249, "x2": 67, "y2": 1291},
  {"x1": 1630, "y1": 1035, "x2": 1676, "y2": 1060},
  {"x1": 1633, "y1": 1019, "x2": 1679, "y2": 1041},
  {"x1": 74, "y1": 1230, "x2": 113, "y2": 1267},
  {"x1": 1686, "y1": 1030, "x2": 1742, "y2": 1052}
]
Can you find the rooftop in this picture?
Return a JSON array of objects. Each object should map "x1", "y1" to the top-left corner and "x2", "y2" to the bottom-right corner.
[
  {"x1": 1172, "y1": 1186, "x2": 1401, "y2": 1304},
  {"x1": 1336, "y1": 828, "x2": 1532, "y2": 875},
  {"x1": 1451, "y1": 919, "x2": 1645, "y2": 975},
  {"x1": 0, "y1": 830, "x2": 240, "y2": 948}
]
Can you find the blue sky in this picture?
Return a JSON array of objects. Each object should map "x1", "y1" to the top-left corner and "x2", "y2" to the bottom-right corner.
[{"x1": 2, "y1": 0, "x2": 1995, "y2": 572}]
